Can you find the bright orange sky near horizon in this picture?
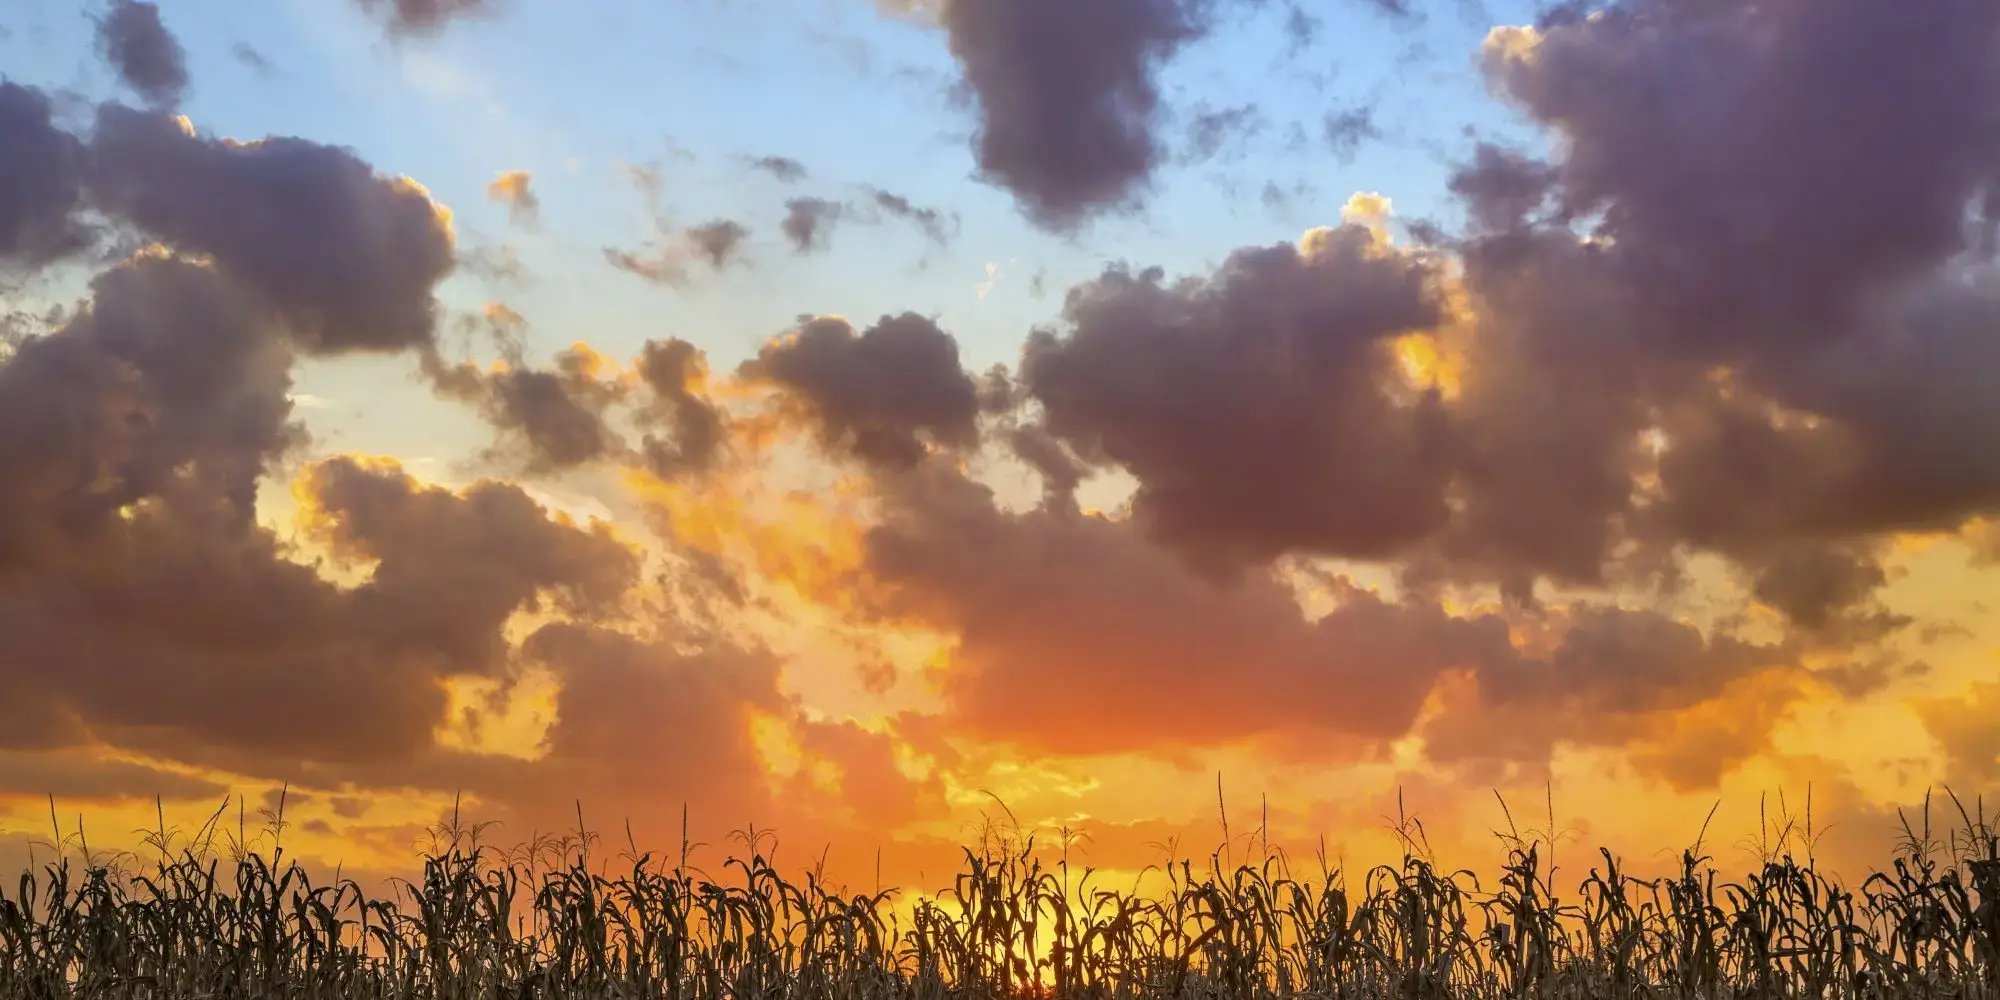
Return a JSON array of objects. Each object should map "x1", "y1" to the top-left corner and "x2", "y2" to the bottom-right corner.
[{"x1": 1, "y1": 0, "x2": 1998, "y2": 893}]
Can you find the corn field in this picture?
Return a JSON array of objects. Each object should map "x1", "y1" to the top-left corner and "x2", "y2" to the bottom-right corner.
[{"x1": 1, "y1": 794, "x2": 1996, "y2": 999}]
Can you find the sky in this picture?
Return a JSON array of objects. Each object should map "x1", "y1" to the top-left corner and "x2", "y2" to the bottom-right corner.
[{"x1": 0, "y1": 0, "x2": 1997, "y2": 890}]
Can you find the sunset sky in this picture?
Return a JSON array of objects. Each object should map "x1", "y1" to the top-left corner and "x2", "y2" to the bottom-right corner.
[{"x1": 1, "y1": 0, "x2": 1997, "y2": 889}]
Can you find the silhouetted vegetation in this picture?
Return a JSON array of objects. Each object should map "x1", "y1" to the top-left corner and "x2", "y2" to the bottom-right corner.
[{"x1": 1, "y1": 792, "x2": 1996, "y2": 998}]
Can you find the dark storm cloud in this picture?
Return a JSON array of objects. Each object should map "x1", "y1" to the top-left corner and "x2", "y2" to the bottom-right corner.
[
  {"x1": 742, "y1": 313, "x2": 979, "y2": 468},
  {"x1": 0, "y1": 84, "x2": 88, "y2": 267},
  {"x1": 1023, "y1": 224, "x2": 1449, "y2": 568},
  {"x1": 87, "y1": 105, "x2": 456, "y2": 353},
  {"x1": 97, "y1": 0, "x2": 188, "y2": 107},
  {"x1": 781, "y1": 197, "x2": 845, "y2": 252},
  {"x1": 931, "y1": 0, "x2": 1210, "y2": 227},
  {"x1": 636, "y1": 338, "x2": 727, "y2": 476}
]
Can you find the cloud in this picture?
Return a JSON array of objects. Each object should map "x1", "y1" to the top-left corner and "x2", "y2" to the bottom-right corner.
[
  {"x1": 354, "y1": 0, "x2": 496, "y2": 34},
  {"x1": 424, "y1": 340, "x2": 628, "y2": 473},
  {"x1": 1421, "y1": 607, "x2": 1804, "y2": 786},
  {"x1": 635, "y1": 338, "x2": 727, "y2": 477},
  {"x1": 782, "y1": 197, "x2": 845, "y2": 253},
  {"x1": 1749, "y1": 543, "x2": 1888, "y2": 631},
  {"x1": 0, "y1": 251, "x2": 635, "y2": 773},
  {"x1": 783, "y1": 192, "x2": 952, "y2": 252},
  {"x1": 742, "y1": 313, "x2": 980, "y2": 468},
  {"x1": 0, "y1": 748, "x2": 226, "y2": 801},
  {"x1": 684, "y1": 219, "x2": 751, "y2": 267},
  {"x1": 1420, "y1": 0, "x2": 2000, "y2": 588},
  {"x1": 1448, "y1": 143, "x2": 1553, "y2": 232},
  {"x1": 1482, "y1": 0, "x2": 2000, "y2": 358},
  {"x1": 867, "y1": 188, "x2": 955, "y2": 244},
  {"x1": 1183, "y1": 103, "x2": 1263, "y2": 163},
  {"x1": 749, "y1": 155, "x2": 809, "y2": 183},
  {"x1": 97, "y1": 0, "x2": 189, "y2": 108},
  {"x1": 1321, "y1": 106, "x2": 1377, "y2": 161},
  {"x1": 927, "y1": 0, "x2": 1210, "y2": 227},
  {"x1": 0, "y1": 84, "x2": 88, "y2": 266},
  {"x1": 863, "y1": 463, "x2": 1518, "y2": 753},
  {"x1": 298, "y1": 457, "x2": 638, "y2": 670},
  {"x1": 1919, "y1": 681, "x2": 2000, "y2": 786},
  {"x1": 232, "y1": 42, "x2": 276, "y2": 76},
  {"x1": 87, "y1": 106, "x2": 457, "y2": 353},
  {"x1": 604, "y1": 221, "x2": 754, "y2": 284},
  {"x1": 505, "y1": 622, "x2": 785, "y2": 827},
  {"x1": 1355, "y1": 0, "x2": 1417, "y2": 21},
  {"x1": 485, "y1": 169, "x2": 538, "y2": 225},
  {"x1": 0, "y1": 253, "x2": 296, "y2": 573},
  {"x1": 1022, "y1": 224, "x2": 1449, "y2": 568}
]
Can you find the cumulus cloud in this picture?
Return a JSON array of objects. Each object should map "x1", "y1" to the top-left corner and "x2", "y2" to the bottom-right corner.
[
  {"x1": 1482, "y1": 0, "x2": 2000, "y2": 358},
  {"x1": 1023, "y1": 224, "x2": 1449, "y2": 568},
  {"x1": 507, "y1": 622, "x2": 785, "y2": 827},
  {"x1": 635, "y1": 338, "x2": 728, "y2": 477},
  {"x1": 424, "y1": 340, "x2": 628, "y2": 473},
  {"x1": 0, "y1": 84, "x2": 88, "y2": 266},
  {"x1": 0, "y1": 253, "x2": 295, "y2": 573},
  {"x1": 926, "y1": 0, "x2": 1210, "y2": 227},
  {"x1": 88, "y1": 106, "x2": 457, "y2": 353},
  {"x1": 298, "y1": 457, "x2": 637, "y2": 669},
  {"x1": 97, "y1": 0, "x2": 189, "y2": 107},
  {"x1": 742, "y1": 313, "x2": 980, "y2": 468},
  {"x1": 0, "y1": 247, "x2": 636, "y2": 772}
]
